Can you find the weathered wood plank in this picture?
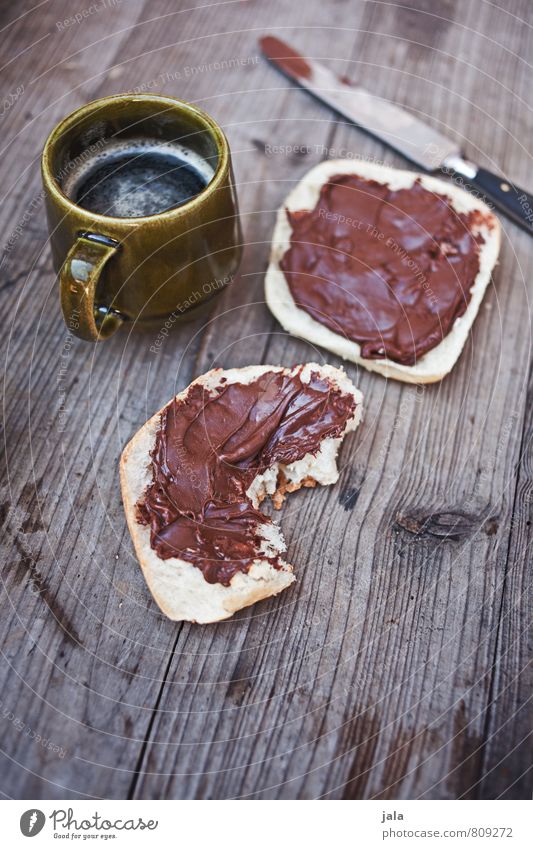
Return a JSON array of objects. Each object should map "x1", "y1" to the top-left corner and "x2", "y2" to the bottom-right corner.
[
  {"x1": 0, "y1": 0, "x2": 205, "y2": 800},
  {"x1": 132, "y1": 0, "x2": 532, "y2": 800},
  {"x1": 0, "y1": 0, "x2": 359, "y2": 800},
  {"x1": 476, "y1": 363, "x2": 533, "y2": 801}
]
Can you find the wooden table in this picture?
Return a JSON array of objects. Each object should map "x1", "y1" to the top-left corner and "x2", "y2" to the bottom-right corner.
[{"x1": 1, "y1": 0, "x2": 531, "y2": 800}]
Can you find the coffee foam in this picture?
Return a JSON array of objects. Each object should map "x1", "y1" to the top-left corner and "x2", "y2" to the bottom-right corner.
[{"x1": 61, "y1": 136, "x2": 216, "y2": 202}]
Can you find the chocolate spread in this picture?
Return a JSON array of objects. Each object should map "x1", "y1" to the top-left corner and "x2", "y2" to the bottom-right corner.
[
  {"x1": 260, "y1": 35, "x2": 312, "y2": 80},
  {"x1": 137, "y1": 369, "x2": 356, "y2": 585},
  {"x1": 280, "y1": 174, "x2": 484, "y2": 365}
]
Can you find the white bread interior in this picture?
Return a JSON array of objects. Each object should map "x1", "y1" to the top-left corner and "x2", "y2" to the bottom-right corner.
[
  {"x1": 265, "y1": 160, "x2": 501, "y2": 383},
  {"x1": 120, "y1": 363, "x2": 363, "y2": 623}
]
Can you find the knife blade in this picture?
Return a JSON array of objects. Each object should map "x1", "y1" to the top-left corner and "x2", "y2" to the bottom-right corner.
[{"x1": 259, "y1": 35, "x2": 533, "y2": 234}]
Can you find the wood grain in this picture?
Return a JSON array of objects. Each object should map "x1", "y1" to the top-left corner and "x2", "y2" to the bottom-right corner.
[{"x1": 0, "y1": 0, "x2": 530, "y2": 799}]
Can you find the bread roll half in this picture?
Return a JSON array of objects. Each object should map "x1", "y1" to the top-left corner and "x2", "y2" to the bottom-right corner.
[
  {"x1": 265, "y1": 160, "x2": 501, "y2": 383},
  {"x1": 120, "y1": 363, "x2": 362, "y2": 623}
]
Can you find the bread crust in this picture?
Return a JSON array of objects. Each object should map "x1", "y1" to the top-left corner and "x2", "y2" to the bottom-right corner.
[
  {"x1": 265, "y1": 160, "x2": 501, "y2": 383},
  {"x1": 120, "y1": 363, "x2": 362, "y2": 623}
]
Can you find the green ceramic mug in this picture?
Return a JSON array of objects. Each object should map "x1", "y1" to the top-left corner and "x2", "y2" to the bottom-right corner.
[{"x1": 41, "y1": 94, "x2": 242, "y2": 341}]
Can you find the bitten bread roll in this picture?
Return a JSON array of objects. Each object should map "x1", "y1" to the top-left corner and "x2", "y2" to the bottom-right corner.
[
  {"x1": 265, "y1": 160, "x2": 501, "y2": 383},
  {"x1": 120, "y1": 363, "x2": 363, "y2": 623}
]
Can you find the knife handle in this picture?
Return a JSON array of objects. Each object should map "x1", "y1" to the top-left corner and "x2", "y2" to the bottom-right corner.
[{"x1": 468, "y1": 168, "x2": 533, "y2": 235}]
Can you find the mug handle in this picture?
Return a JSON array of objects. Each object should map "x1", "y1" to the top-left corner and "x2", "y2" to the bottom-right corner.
[{"x1": 59, "y1": 233, "x2": 123, "y2": 341}]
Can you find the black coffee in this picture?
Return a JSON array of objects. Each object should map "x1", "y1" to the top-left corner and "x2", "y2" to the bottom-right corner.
[{"x1": 62, "y1": 138, "x2": 214, "y2": 218}]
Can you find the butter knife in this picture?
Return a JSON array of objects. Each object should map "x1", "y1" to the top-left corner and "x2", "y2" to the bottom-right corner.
[{"x1": 260, "y1": 35, "x2": 533, "y2": 234}]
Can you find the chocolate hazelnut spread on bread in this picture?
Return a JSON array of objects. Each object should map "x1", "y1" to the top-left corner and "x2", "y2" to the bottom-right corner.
[
  {"x1": 279, "y1": 174, "x2": 484, "y2": 365},
  {"x1": 137, "y1": 368, "x2": 357, "y2": 585}
]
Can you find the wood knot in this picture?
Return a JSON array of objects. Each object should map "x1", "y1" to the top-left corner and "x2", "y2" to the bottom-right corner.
[
  {"x1": 394, "y1": 510, "x2": 498, "y2": 541},
  {"x1": 339, "y1": 486, "x2": 360, "y2": 511}
]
